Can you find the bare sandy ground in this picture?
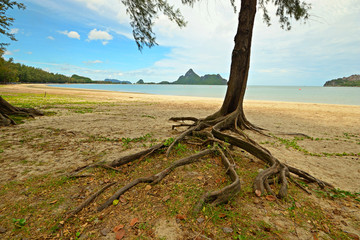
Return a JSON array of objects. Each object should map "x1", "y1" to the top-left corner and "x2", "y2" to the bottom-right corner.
[{"x1": 1, "y1": 84, "x2": 359, "y2": 192}]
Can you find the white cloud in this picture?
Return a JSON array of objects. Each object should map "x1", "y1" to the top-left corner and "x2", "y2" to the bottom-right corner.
[
  {"x1": 10, "y1": 28, "x2": 19, "y2": 34},
  {"x1": 87, "y1": 29, "x2": 113, "y2": 45},
  {"x1": 59, "y1": 30, "x2": 80, "y2": 40},
  {"x1": 29, "y1": 0, "x2": 360, "y2": 85},
  {"x1": 47, "y1": 36, "x2": 55, "y2": 40},
  {"x1": 27, "y1": 52, "x2": 33, "y2": 55},
  {"x1": 4, "y1": 49, "x2": 21, "y2": 56},
  {"x1": 83, "y1": 60, "x2": 103, "y2": 65}
]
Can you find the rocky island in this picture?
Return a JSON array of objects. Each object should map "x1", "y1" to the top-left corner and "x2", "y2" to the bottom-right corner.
[
  {"x1": 324, "y1": 74, "x2": 360, "y2": 87},
  {"x1": 137, "y1": 69, "x2": 227, "y2": 85},
  {"x1": 173, "y1": 69, "x2": 227, "y2": 85}
]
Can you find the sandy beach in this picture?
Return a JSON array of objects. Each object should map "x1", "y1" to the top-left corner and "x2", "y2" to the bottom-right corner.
[
  {"x1": 1, "y1": 84, "x2": 359, "y2": 192},
  {"x1": 1, "y1": 84, "x2": 360, "y2": 239}
]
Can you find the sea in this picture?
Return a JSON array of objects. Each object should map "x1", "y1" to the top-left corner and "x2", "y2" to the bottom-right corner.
[{"x1": 48, "y1": 84, "x2": 360, "y2": 106}]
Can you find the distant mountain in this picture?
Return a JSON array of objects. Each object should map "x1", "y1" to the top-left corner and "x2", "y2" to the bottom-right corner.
[
  {"x1": 158, "y1": 81, "x2": 170, "y2": 84},
  {"x1": 173, "y1": 69, "x2": 227, "y2": 85},
  {"x1": 104, "y1": 79, "x2": 132, "y2": 84},
  {"x1": 136, "y1": 79, "x2": 144, "y2": 84},
  {"x1": 324, "y1": 74, "x2": 360, "y2": 87},
  {"x1": 71, "y1": 74, "x2": 92, "y2": 83}
]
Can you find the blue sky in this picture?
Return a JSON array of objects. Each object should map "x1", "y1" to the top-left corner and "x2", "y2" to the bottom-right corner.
[{"x1": 1, "y1": 0, "x2": 359, "y2": 86}]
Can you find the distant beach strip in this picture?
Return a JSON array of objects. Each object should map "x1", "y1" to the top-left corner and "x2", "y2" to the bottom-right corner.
[{"x1": 48, "y1": 84, "x2": 360, "y2": 106}]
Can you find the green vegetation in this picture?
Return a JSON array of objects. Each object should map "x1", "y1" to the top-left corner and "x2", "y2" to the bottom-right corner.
[
  {"x1": 0, "y1": 56, "x2": 95, "y2": 84},
  {"x1": 324, "y1": 74, "x2": 360, "y2": 87},
  {"x1": 266, "y1": 135, "x2": 360, "y2": 157},
  {"x1": 70, "y1": 74, "x2": 93, "y2": 83},
  {"x1": 12, "y1": 218, "x2": 26, "y2": 228},
  {"x1": 0, "y1": 0, "x2": 25, "y2": 51}
]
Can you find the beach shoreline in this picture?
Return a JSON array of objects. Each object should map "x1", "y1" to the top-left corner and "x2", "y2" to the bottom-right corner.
[{"x1": 1, "y1": 83, "x2": 359, "y2": 192}]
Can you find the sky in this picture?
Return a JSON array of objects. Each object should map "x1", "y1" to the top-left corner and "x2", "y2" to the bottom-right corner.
[{"x1": 1, "y1": 0, "x2": 359, "y2": 86}]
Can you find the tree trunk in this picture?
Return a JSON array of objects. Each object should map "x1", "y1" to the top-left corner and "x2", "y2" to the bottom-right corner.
[
  {"x1": 207, "y1": 0, "x2": 257, "y2": 129},
  {"x1": 0, "y1": 95, "x2": 43, "y2": 126}
]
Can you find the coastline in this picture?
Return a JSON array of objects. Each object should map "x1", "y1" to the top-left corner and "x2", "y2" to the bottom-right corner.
[{"x1": 1, "y1": 83, "x2": 359, "y2": 192}]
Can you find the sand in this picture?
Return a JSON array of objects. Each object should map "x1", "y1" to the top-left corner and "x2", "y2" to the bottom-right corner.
[{"x1": 1, "y1": 84, "x2": 359, "y2": 192}]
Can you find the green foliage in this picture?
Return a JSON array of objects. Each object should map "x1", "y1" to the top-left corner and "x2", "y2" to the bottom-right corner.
[
  {"x1": 121, "y1": 133, "x2": 152, "y2": 147},
  {"x1": 121, "y1": 0, "x2": 312, "y2": 52},
  {"x1": 0, "y1": 56, "x2": 96, "y2": 83},
  {"x1": 314, "y1": 188, "x2": 360, "y2": 201},
  {"x1": 0, "y1": 57, "x2": 18, "y2": 83},
  {"x1": 0, "y1": 0, "x2": 26, "y2": 50},
  {"x1": 121, "y1": 0, "x2": 187, "y2": 50},
  {"x1": 258, "y1": 0, "x2": 311, "y2": 31},
  {"x1": 164, "y1": 137, "x2": 174, "y2": 146},
  {"x1": 174, "y1": 143, "x2": 187, "y2": 154},
  {"x1": 12, "y1": 218, "x2": 26, "y2": 228}
]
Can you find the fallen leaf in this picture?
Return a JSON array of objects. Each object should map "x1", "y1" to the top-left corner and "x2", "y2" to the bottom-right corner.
[
  {"x1": 59, "y1": 221, "x2": 64, "y2": 225},
  {"x1": 119, "y1": 196, "x2": 127, "y2": 203},
  {"x1": 222, "y1": 227, "x2": 233, "y2": 233},
  {"x1": 113, "y1": 224, "x2": 124, "y2": 232},
  {"x1": 312, "y1": 233, "x2": 319, "y2": 240},
  {"x1": 197, "y1": 217, "x2": 205, "y2": 223},
  {"x1": 347, "y1": 233, "x2": 359, "y2": 240},
  {"x1": 264, "y1": 226, "x2": 271, "y2": 232},
  {"x1": 145, "y1": 185, "x2": 152, "y2": 191},
  {"x1": 49, "y1": 200, "x2": 58, "y2": 205},
  {"x1": 113, "y1": 199, "x2": 119, "y2": 206},
  {"x1": 322, "y1": 224, "x2": 330, "y2": 233},
  {"x1": 100, "y1": 228, "x2": 110, "y2": 236},
  {"x1": 333, "y1": 209, "x2": 341, "y2": 215},
  {"x1": 130, "y1": 218, "x2": 139, "y2": 227},
  {"x1": 255, "y1": 189, "x2": 262, "y2": 197},
  {"x1": 176, "y1": 214, "x2": 186, "y2": 220},
  {"x1": 197, "y1": 176, "x2": 203, "y2": 180},
  {"x1": 115, "y1": 229, "x2": 125, "y2": 240},
  {"x1": 162, "y1": 195, "x2": 171, "y2": 202},
  {"x1": 265, "y1": 195, "x2": 277, "y2": 201},
  {"x1": 218, "y1": 213, "x2": 226, "y2": 218}
]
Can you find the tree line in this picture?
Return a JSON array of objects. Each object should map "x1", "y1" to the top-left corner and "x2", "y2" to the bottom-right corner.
[{"x1": 0, "y1": 55, "x2": 93, "y2": 84}]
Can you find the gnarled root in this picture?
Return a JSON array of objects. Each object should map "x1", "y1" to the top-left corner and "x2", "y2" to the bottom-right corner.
[
  {"x1": 193, "y1": 148, "x2": 241, "y2": 213},
  {"x1": 65, "y1": 110, "x2": 331, "y2": 222},
  {"x1": 0, "y1": 96, "x2": 43, "y2": 126},
  {"x1": 69, "y1": 143, "x2": 165, "y2": 178},
  {"x1": 97, "y1": 149, "x2": 214, "y2": 211},
  {"x1": 170, "y1": 110, "x2": 330, "y2": 200}
]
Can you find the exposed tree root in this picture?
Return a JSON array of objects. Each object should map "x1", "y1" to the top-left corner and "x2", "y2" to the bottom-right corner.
[
  {"x1": 97, "y1": 149, "x2": 214, "y2": 212},
  {"x1": 170, "y1": 110, "x2": 330, "y2": 199},
  {"x1": 69, "y1": 143, "x2": 165, "y2": 178},
  {"x1": 193, "y1": 148, "x2": 240, "y2": 213},
  {"x1": 63, "y1": 182, "x2": 117, "y2": 223},
  {"x1": 64, "y1": 110, "x2": 331, "y2": 223},
  {"x1": 0, "y1": 96, "x2": 43, "y2": 126}
]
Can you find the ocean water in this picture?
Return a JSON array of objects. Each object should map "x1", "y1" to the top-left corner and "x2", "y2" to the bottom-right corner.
[{"x1": 48, "y1": 84, "x2": 360, "y2": 106}]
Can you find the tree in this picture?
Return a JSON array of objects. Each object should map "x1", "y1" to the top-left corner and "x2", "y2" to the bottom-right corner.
[
  {"x1": 0, "y1": 1, "x2": 43, "y2": 126},
  {"x1": 0, "y1": 56, "x2": 18, "y2": 83},
  {"x1": 0, "y1": 0, "x2": 25, "y2": 50},
  {"x1": 65, "y1": 0, "x2": 330, "y2": 218}
]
